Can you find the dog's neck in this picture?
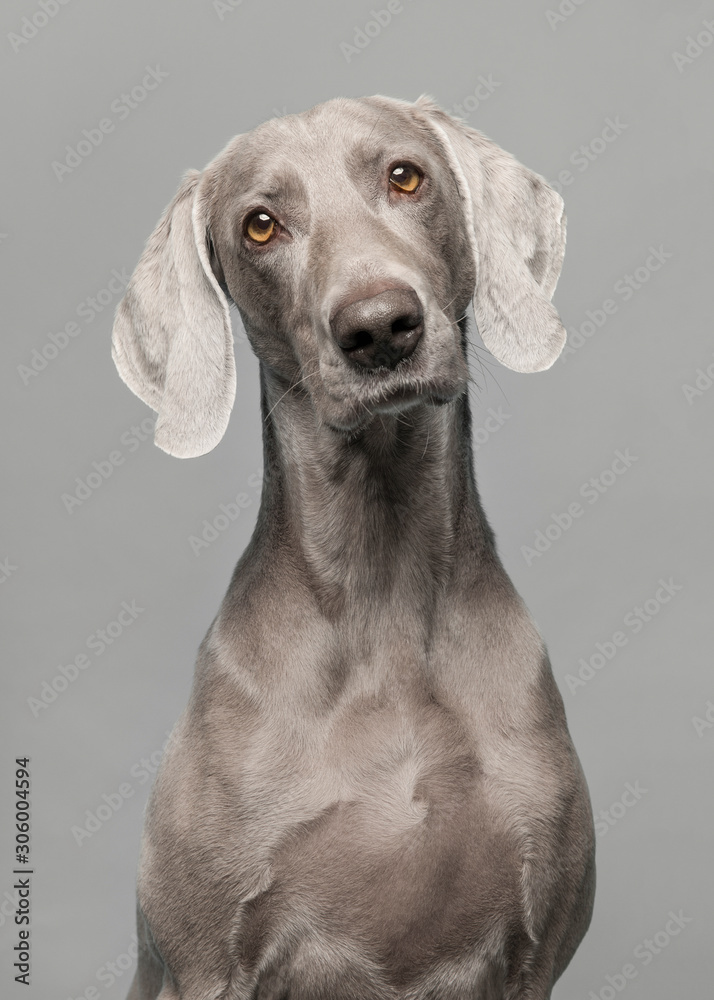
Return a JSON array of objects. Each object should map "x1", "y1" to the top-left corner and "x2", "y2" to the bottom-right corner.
[{"x1": 253, "y1": 365, "x2": 495, "y2": 622}]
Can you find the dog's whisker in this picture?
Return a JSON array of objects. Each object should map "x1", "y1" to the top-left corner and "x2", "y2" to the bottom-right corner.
[{"x1": 263, "y1": 368, "x2": 321, "y2": 423}]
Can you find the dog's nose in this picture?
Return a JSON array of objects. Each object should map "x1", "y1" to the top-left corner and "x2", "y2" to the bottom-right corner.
[{"x1": 330, "y1": 288, "x2": 424, "y2": 370}]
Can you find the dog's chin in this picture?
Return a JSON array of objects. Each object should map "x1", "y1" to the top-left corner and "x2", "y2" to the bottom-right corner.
[{"x1": 316, "y1": 367, "x2": 467, "y2": 435}]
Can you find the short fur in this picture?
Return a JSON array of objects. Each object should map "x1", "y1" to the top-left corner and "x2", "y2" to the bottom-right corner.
[{"x1": 113, "y1": 95, "x2": 595, "y2": 1000}]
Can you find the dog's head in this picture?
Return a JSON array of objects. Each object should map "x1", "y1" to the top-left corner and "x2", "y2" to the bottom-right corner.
[{"x1": 112, "y1": 96, "x2": 567, "y2": 457}]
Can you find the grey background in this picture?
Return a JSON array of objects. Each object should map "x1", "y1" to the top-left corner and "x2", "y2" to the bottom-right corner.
[{"x1": 2, "y1": 0, "x2": 712, "y2": 996}]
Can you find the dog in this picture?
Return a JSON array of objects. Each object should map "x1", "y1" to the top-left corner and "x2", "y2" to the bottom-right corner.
[{"x1": 112, "y1": 94, "x2": 595, "y2": 1000}]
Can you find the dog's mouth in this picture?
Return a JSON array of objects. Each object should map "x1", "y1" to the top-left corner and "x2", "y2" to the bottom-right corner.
[
  {"x1": 347, "y1": 369, "x2": 426, "y2": 414},
  {"x1": 316, "y1": 318, "x2": 469, "y2": 430}
]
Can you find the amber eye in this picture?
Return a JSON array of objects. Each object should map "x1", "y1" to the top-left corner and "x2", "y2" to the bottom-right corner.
[
  {"x1": 389, "y1": 163, "x2": 421, "y2": 193},
  {"x1": 245, "y1": 211, "x2": 278, "y2": 244}
]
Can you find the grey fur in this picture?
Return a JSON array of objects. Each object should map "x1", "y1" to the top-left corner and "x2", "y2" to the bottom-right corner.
[{"x1": 113, "y1": 95, "x2": 595, "y2": 1000}]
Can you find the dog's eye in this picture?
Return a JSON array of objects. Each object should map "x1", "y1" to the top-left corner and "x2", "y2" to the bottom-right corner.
[
  {"x1": 389, "y1": 163, "x2": 421, "y2": 194},
  {"x1": 245, "y1": 212, "x2": 278, "y2": 244}
]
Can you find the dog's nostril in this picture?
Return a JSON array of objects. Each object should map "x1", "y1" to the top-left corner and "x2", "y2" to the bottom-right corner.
[
  {"x1": 391, "y1": 314, "x2": 420, "y2": 335},
  {"x1": 352, "y1": 331, "x2": 373, "y2": 349}
]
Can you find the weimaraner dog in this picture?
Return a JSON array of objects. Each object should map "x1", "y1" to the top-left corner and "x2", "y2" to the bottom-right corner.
[{"x1": 112, "y1": 95, "x2": 595, "y2": 999}]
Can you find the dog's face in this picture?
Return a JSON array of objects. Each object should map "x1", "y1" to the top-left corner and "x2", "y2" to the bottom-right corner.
[
  {"x1": 205, "y1": 97, "x2": 476, "y2": 433},
  {"x1": 112, "y1": 96, "x2": 568, "y2": 457}
]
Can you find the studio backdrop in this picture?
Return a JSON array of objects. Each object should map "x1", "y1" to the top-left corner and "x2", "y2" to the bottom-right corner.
[{"x1": 2, "y1": 0, "x2": 712, "y2": 997}]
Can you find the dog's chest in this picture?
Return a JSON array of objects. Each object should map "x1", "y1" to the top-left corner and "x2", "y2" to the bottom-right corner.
[
  {"x1": 142, "y1": 645, "x2": 577, "y2": 996},
  {"x1": 228, "y1": 691, "x2": 525, "y2": 978}
]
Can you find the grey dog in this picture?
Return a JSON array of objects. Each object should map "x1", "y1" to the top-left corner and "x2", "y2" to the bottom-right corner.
[{"x1": 112, "y1": 94, "x2": 595, "y2": 1000}]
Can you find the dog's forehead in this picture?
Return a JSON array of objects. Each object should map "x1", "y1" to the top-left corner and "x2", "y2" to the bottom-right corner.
[{"x1": 207, "y1": 98, "x2": 438, "y2": 206}]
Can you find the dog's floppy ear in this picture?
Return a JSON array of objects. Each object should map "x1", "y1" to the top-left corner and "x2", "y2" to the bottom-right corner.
[
  {"x1": 112, "y1": 170, "x2": 235, "y2": 458},
  {"x1": 416, "y1": 96, "x2": 567, "y2": 372}
]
